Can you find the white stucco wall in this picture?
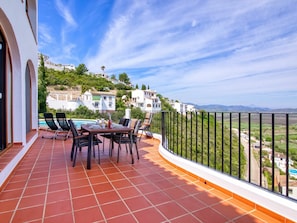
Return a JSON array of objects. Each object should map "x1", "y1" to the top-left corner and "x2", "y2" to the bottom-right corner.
[
  {"x1": 1, "y1": 1, "x2": 38, "y2": 144},
  {"x1": 0, "y1": 0, "x2": 38, "y2": 187}
]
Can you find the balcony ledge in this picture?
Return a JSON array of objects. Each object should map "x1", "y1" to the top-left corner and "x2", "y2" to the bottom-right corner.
[{"x1": 154, "y1": 134, "x2": 297, "y2": 222}]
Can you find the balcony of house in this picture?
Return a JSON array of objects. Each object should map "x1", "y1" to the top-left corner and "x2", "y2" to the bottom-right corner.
[{"x1": 0, "y1": 112, "x2": 296, "y2": 222}]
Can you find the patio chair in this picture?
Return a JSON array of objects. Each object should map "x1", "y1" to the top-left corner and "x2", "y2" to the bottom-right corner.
[
  {"x1": 42, "y1": 112, "x2": 65, "y2": 139},
  {"x1": 68, "y1": 119, "x2": 102, "y2": 167},
  {"x1": 112, "y1": 119, "x2": 142, "y2": 163},
  {"x1": 56, "y1": 112, "x2": 71, "y2": 139},
  {"x1": 139, "y1": 112, "x2": 153, "y2": 141},
  {"x1": 101, "y1": 117, "x2": 130, "y2": 151},
  {"x1": 108, "y1": 118, "x2": 137, "y2": 155}
]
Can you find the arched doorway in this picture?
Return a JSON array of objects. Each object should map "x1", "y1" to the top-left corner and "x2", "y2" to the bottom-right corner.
[
  {"x1": 0, "y1": 31, "x2": 6, "y2": 150},
  {"x1": 25, "y1": 63, "x2": 32, "y2": 133}
]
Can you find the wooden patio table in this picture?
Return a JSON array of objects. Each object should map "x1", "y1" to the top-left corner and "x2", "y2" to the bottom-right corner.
[{"x1": 81, "y1": 123, "x2": 134, "y2": 169}]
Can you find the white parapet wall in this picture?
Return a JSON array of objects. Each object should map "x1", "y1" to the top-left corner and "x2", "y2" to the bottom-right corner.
[{"x1": 154, "y1": 133, "x2": 297, "y2": 222}]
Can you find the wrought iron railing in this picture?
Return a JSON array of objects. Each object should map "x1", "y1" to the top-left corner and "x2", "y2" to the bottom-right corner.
[{"x1": 151, "y1": 111, "x2": 297, "y2": 201}]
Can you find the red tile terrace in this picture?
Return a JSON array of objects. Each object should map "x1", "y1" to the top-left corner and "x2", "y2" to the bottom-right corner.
[{"x1": 0, "y1": 129, "x2": 296, "y2": 222}]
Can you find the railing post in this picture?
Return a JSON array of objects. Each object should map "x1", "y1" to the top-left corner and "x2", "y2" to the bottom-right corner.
[
  {"x1": 196, "y1": 111, "x2": 198, "y2": 163},
  {"x1": 176, "y1": 112, "x2": 179, "y2": 155},
  {"x1": 248, "y1": 113, "x2": 251, "y2": 183},
  {"x1": 221, "y1": 113, "x2": 224, "y2": 173},
  {"x1": 190, "y1": 112, "x2": 193, "y2": 160},
  {"x1": 229, "y1": 113, "x2": 232, "y2": 175},
  {"x1": 214, "y1": 112, "x2": 217, "y2": 169},
  {"x1": 201, "y1": 112, "x2": 204, "y2": 164},
  {"x1": 271, "y1": 113, "x2": 275, "y2": 192},
  {"x1": 207, "y1": 112, "x2": 210, "y2": 166},
  {"x1": 286, "y1": 114, "x2": 290, "y2": 197},
  {"x1": 161, "y1": 111, "x2": 166, "y2": 148},
  {"x1": 238, "y1": 112, "x2": 241, "y2": 179},
  {"x1": 259, "y1": 113, "x2": 263, "y2": 187},
  {"x1": 185, "y1": 112, "x2": 188, "y2": 158}
]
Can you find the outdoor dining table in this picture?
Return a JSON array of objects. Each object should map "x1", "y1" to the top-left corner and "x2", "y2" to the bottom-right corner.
[{"x1": 81, "y1": 123, "x2": 134, "y2": 169}]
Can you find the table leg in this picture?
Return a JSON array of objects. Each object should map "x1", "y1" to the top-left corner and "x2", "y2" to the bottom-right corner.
[
  {"x1": 129, "y1": 130, "x2": 134, "y2": 164},
  {"x1": 87, "y1": 133, "x2": 93, "y2": 169}
]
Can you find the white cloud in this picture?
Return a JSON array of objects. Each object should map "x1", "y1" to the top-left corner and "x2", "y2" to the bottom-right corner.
[
  {"x1": 40, "y1": 0, "x2": 297, "y2": 108},
  {"x1": 55, "y1": 0, "x2": 77, "y2": 28},
  {"x1": 38, "y1": 24, "x2": 53, "y2": 50}
]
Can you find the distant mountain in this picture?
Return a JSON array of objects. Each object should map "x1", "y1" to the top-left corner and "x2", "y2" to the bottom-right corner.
[
  {"x1": 188, "y1": 104, "x2": 297, "y2": 113},
  {"x1": 270, "y1": 108, "x2": 297, "y2": 113}
]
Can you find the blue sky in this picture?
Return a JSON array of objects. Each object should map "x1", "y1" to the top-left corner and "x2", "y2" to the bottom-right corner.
[{"x1": 38, "y1": 0, "x2": 297, "y2": 109}]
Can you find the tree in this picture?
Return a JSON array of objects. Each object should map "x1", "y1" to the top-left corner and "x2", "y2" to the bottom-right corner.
[
  {"x1": 141, "y1": 84, "x2": 146, "y2": 90},
  {"x1": 135, "y1": 84, "x2": 139, "y2": 89},
  {"x1": 118, "y1": 72, "x2": 130, "y2": 84},
  {"x1": 76, "y1": 64, "x2": 88, "y2": 75},
  {"x1": 38, "y1": 54, "x2": 48, "y2": 113}
]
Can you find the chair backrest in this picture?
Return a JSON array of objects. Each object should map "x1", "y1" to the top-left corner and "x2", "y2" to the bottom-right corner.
[
  {"x1": 56, "y1": 112, "x2": 70, "y2": 131},
  {"x1": 134, "y1": 119, "x2": 142, "y2": 134},
  {"x1": 68, "y1": 119, "x2": 79, "y2": 138},
  {"x1": 44, "y1": 113, "x2": 59, "y2": 130},
  {"x1": 129, "y1": 118, "x2": 138, "y2": 129},
  {"x1": 119, "y1": 118, "x2": 130, "y2": 127},
  {"x1": 143, "y1": 113, "x2": 153, "y2": 126}
]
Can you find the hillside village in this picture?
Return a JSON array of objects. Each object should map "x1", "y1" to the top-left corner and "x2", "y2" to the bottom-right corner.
[{"x1": 40, "y1": 54, "x2": 197, "y2": 114}]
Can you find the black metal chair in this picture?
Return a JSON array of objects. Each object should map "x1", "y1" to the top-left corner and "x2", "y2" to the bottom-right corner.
[
  {"x1": 68, "y1": 119, "x2": 102, "y2": 167},
  {"x1": 42, "y1": 112, "x2": 64, "y2": 139},
  {"x1": 112, "y1": 119, "x2": 142, "y2": 163},
  {"x1": 101, "y1": 118, "x2": 130, "y2": 151},
  {"x1": 56, "y1": 112, "x2": 71, "y2": 139}
]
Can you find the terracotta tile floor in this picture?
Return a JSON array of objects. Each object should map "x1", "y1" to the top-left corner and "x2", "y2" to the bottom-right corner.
[{"x1": 0, "y1": 133, "x2": 290, "y2": 222}]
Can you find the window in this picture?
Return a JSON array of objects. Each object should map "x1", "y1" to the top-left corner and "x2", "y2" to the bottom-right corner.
[{"x1": 26, "y1": 0, "x2": 37, "y2": 42}]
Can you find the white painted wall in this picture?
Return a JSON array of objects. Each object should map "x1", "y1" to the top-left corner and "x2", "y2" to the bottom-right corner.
[{"x1": 1, "y1": 0, "x2": 38, "y2": 144}]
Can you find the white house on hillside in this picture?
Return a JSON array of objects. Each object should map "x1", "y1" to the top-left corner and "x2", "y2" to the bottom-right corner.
[
  {"x1": 81, "y1": 90, "x2": 116, "y2": 112},
  {"x1": 131, "y1": 89, "x2": 161, "y2": 113},
  {"x1": 46, "y1": 90, "x2": 116, "y2": 113},
  {"x1": 0, "y1": 0, "x2": 38, "y2": 186},
  {"x1": 171, "y1": 101, "x2": 196, "y2": 113}
]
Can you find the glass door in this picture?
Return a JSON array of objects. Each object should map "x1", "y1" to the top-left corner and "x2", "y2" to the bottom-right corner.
[{"x1": 0, "y1": 32, "x2": 6, "y2": 151}]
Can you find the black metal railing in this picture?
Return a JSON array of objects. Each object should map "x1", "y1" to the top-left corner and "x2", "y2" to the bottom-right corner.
[{"x1": 154, "y1": 111, "x2": 297, "y2": 201}]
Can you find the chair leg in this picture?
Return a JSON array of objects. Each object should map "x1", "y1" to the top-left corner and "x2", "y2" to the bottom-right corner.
[
  {"x1": 72, "y1": 146, "x2": 78, "y2": 167},
  {"x1": 135, "y1": 143, "x2": 140, "y2": 160},
  {"x1": 64, "y1": 130, "x2": 71, "y2": 140},
  {"x1": 93, "y1": 145, "x2": 95, "y2": 158},
  {"x1": 139, "y1": 129, "x2": 146, "y2": 142},
  {"x1": 102, "y1": 136, "x2": 105, "y2": 152},
  {"x1": 70, "y1": 140, "x2": 75, "y2": 161},
  {"x1": 117, "y1": 144, "x2": 122, "y2": 163},
  {"x1": 109, "y1": 139, "x2": 113, "y2": 157},
  {"x1": 97, "y1": 144, "x2": 100, "y2": 164},
  {"x1": 125, "y1": 143, "x2": 128, "y2": 153}
]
